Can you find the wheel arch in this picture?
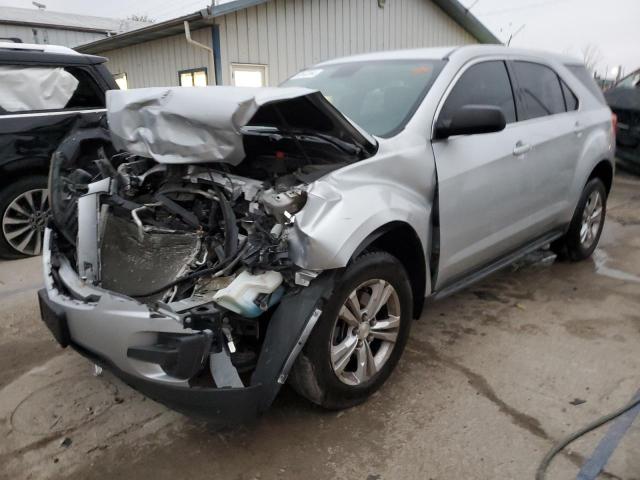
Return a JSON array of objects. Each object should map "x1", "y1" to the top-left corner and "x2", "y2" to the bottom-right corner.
[
  {"x1": 587, "y1": 159, "x2": 614, "y2": 195},
  {"x1": 352, "y1": 221, "x2": 427, "y2": 319},
  {"x1": 0, "y1": 157, "x2": 50, "y2": 190}
]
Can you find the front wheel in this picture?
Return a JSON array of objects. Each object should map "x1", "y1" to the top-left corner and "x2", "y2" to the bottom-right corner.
[
  {"x1": 552, "y1": 177, "x2": 607, "y2": 261},
  {"x1": 289, "y1": 252, "x2": 413, "y2": 409}
]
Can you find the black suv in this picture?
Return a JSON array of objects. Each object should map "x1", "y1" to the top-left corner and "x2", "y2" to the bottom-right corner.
[
  {"x1": 0, "y1": 41, "x2": 116, "y2": 258},
  {"x1": 605, "y1": 69, "x2": 640, "y2": 174}
]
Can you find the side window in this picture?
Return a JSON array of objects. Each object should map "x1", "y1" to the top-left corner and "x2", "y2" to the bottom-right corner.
[
  {"x1": 64, "y1": 67, "x2": 105, "y2": 109},
  {"x1": 0, "y1": 65, "x2": 104, "y2": 113},
  {"x1": 560, "y1": 79, "x2": 579, "y2": 111},
  {"x1": 513, "y1": 62, "x2": 566, "y2": 120},
  {"x1": 439, "y1": 61, "x2": 517, "y2": 125}
]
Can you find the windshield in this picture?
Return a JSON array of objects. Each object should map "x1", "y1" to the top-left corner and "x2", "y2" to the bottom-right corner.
[
  {"x1": 281, "y1": 59, "x2": 445, "y2": 137},
  {"x1": 615, "y1": 71, "x2": 640, "y2": 89}
]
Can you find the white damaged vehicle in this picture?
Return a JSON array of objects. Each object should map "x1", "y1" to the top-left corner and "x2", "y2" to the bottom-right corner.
[{"x1": 39, "y1": 46, "x2": 615, "y2": 420}]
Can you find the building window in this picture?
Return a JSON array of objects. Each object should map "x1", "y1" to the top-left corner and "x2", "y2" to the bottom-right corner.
[
  {"x1": 179, "y1": 68, "x2": 208, "y2": 87},
  {"x1": 231, "y1": 64, "x2": 268, "y2": 87},
  {"x1": 114, "y1": 73, "x2": 128, "y2": 90}
]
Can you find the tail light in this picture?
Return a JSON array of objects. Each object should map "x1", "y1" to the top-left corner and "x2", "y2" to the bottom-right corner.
[{"x1": 611, "y1": 112, "x2": 618, "y2": 138}]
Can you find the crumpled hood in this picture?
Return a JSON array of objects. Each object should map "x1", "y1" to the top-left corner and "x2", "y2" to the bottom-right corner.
[{"x1": 107, "y1": 86, "x2": 376, "y2": 165}]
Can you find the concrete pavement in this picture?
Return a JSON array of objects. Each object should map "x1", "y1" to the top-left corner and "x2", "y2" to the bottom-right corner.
[{"x1": 1, "y1": 174, "x2": 639, "y2": 480}]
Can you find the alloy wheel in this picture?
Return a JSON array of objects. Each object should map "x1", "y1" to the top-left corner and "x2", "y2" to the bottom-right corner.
[
  {"x1": 579, "y1": 189, "x2": 603, "y2": 249},
  {"x1": 2, "y1": 188, "x2": 49, "y2": 256},
  {"x1": 330, "y1": 279, "x2": 401, "y2": 386}
]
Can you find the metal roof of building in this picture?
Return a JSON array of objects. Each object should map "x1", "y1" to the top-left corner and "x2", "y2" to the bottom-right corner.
[
  {"x1": 76, "y1": 0, "x2": 500, "y2": 55},
  {"x1": 0, "y1": 6, "x2": 151, "y2": 34}
]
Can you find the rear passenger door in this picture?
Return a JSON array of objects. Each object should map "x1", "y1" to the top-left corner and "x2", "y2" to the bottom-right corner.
[
  {"x1": 0, "y1": 64, "x2": 107, "y2": 174},
  {"x1": 432, "y1": 60, "x2": 534, "y2": 289},
  {"x1": 509, "y1": 61, "x2": 581, "y2": 231}
]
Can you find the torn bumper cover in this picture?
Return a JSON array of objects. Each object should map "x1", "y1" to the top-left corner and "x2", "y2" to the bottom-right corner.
[{"x1": 41, "y1": 228, "x2": 333, "y2": 420}]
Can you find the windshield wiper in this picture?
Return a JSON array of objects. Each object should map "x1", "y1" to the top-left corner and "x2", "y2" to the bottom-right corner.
[{"x1": 293, "y1": 130, "x2": 363, "y2": 156}]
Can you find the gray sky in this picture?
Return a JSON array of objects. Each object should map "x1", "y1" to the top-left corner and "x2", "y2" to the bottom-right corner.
[
  {"x1": 2, "y1": 0, "x2": 638, "y2": 77},
  {"x1": 458, "y1": 0, "x2": 639, "y2": 78}
]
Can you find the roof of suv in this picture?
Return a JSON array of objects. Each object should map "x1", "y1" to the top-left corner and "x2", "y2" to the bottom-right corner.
[
  {"x1": 0, "y1": 41, "x2": 106, "y2": 65},
  {"x1": 317, "y1": 45, "x2": 582, "y2": 67}
]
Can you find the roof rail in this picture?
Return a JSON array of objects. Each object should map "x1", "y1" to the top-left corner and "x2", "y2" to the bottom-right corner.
[
  {"x1": 0, "y1": 37, "x2": 23, "y2": 43},
  {"x1": 0, "y1": 42, "x2": 80, "y2": 55}
]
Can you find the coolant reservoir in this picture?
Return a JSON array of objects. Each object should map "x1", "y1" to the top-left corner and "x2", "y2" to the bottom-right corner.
[{"x1": 213, "y1": 270, "x2": 283, "y2": 317}]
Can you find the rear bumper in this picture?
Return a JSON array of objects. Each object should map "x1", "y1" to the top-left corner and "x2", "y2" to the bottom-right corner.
[
  {"x1": 615, "y1": 122, "x2": 640, "y2": 171},
  {"x1": 616, "y1": 145, "x2": 640, "y2": 173},
  {"x1": 40, "y1": 228, "x2": 330, "y2": 421}
]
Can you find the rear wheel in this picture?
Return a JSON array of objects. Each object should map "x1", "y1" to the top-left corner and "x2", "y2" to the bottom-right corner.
[
  {"x1": 0, "y1": 176, "x2": 49, "y2": 259},
  {"x1": 551, "y1": 177, "x2": 607, "y2": 261},
  {"x1": 289, "y1": 252, "x2": 413, "y2": 409}
]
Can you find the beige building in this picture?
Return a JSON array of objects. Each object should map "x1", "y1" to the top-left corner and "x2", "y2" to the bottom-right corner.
[
  {"x1": 0, "y1": 6, "x2": 148, "y2": 48},
  {"x1": 77, "y1": 0, "x2": 499, "y2": 89}
]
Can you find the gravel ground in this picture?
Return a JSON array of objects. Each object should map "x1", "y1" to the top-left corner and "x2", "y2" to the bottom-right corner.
[{"x1": 0, "y1": 174, "x2": 639, "y2": 480}]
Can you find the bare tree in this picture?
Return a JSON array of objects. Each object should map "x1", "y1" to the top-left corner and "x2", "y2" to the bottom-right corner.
[
  {"x1": 581, "y1": 44, "x2": 603, "y2": 73},
  {"x1": 127, "y1": 14, "x2": 155, "y2": 23}
]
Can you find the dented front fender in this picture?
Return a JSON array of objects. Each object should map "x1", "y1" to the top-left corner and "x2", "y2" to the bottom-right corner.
[{"x1": 288, "y1": 136, "x2": 436, "y2": 274}]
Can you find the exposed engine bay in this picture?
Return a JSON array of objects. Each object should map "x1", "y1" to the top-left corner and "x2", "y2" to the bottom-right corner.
[{"x1": 47, "y1": 146, "x2": 348, "y2": 386}]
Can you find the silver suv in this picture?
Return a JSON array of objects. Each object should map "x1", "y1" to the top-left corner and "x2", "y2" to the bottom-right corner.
[{"x1": 39, "y1": 45, "x2": 614, "y2": 420}]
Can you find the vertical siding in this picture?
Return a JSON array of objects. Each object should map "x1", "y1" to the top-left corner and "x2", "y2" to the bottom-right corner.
[
  {"x1": 100, "y1": 27, "x2": 215, "y2": 88},
  {"x1": 0, "y1": 0, "x2": 481, "y2": 90},
  {"x1": 87, "y1": 0, "x2": 479, "y2": 89},
  {"x1": 0, "y1": 24, "x2": 106, "y2": 47},
  {"x1": 217, "y1": 0, "x2": 478, "y2": 86}
]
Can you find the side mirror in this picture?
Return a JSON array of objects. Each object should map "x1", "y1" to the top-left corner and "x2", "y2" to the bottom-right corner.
[{"x1": 434, "y1": 105, "x2": 507, "y2": 140}]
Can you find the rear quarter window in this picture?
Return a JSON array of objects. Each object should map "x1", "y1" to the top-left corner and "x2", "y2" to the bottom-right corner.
[
  {"x1": 566, "y1": 65, "x2": 607, "y2": 105},
  {"x1": 560, "y1": 80, "x2": 579, "y2": 111}
]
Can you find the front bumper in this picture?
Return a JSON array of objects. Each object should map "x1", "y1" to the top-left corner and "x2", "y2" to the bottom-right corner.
[
  {"x1": 40, "y1": 228, "x2": 331, "y2": 421},
  {"x1": 38, "y1": 286, "x2": 264, "y2": 420}
]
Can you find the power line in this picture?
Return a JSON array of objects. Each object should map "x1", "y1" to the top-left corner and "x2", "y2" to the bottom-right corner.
[
  {"x1": 475, "y1": 0, "x2": 571, "y2": 17},
  {"x1": 152, "y1": 0, "x2": 208, "y2": 20},
  {"x1": 464, "y1": 0, "x2": 480, "y2": 12}
]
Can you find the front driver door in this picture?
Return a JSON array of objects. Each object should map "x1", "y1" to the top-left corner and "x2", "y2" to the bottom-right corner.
[{"x1": 431, "y1": 60, "x2": 533, "y2": 290}]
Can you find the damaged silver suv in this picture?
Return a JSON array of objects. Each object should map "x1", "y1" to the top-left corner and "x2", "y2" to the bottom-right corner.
[{"x1": 39, "y1": 46, "x2": 615, "y2": 420}]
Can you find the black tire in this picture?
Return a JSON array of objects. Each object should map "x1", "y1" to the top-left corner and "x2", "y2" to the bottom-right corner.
[
  {"x1": 288, "y1": 252, "x2": 413, "y2": 409},
  {"x1": 0, "y1": 175, "x2": 49, "y2": 260},
  {"x1": 551, "y1": 177, "x2": 607, "y2": 262}
]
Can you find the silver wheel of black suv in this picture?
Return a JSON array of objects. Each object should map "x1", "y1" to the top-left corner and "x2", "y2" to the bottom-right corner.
[
  {"x1": 289, "y1": 252, "x2": 413, "y2": 410},
  {"x1": 0, "y1": 176, "x2": 49, "y2": 259}
]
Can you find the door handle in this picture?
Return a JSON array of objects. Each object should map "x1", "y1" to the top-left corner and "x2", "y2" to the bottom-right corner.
[
  {"x1": 513, "y1": 142, "x2": 531, "y2": 156},
  {"x1": 574, "y1": 121, "x2": 584, "y2": 137}
]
